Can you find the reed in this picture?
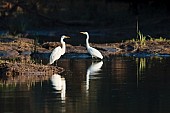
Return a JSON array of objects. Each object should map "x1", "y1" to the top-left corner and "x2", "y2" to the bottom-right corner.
[{"x1": 137, "y1": 31, "x2": 146, "y2": 46}]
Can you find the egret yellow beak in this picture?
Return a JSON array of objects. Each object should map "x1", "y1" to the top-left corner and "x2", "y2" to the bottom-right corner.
[
  {"x1": 80, "y1": 32, "x2": 86, "y2": 34},
  {"x1": 65, "y1": 36, "x2": 70, "y2": 38}
]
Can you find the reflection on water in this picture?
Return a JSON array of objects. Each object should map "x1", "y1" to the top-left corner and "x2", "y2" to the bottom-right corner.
[
  {"x1": 1, "y1": 57, "x2": 170, "y2": 113},
  {"x1": 86, "y1": 61, "x2": 103, "y2": 91},
  {"x1": 136, "y1": 58, "x2": 147, "y2": 87},
  {"x1": 51, "y1": 74, "x2": 66, "y2": 101}
]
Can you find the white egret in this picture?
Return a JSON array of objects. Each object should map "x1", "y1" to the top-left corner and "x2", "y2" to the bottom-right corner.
[
  {"x1": 49, "y1": 35, "x2": 70, "y2": 65},
  {"x1": 80, "y1": 32, "x2": 103, "y2": 59},
  {"x1": 51, "y1": 74, "x2": 66, "y2": 100}
]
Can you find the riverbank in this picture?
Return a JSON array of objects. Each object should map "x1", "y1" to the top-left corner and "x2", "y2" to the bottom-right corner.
[{"x1": 0, "y1": 35, "x2": 170, "y2": 83}]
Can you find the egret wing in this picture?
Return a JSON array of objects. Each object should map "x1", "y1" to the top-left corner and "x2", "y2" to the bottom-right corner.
[
  {"x1": 88, "y1": 47, "x2": 103, "y2": 59},
  {"x1": 49, "y1": 46, "x2": 62, "y2": 64}
]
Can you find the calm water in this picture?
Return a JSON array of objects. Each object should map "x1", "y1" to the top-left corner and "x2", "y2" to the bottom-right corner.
[{"x1": 1, "y1": 56, "x2": 170, "y2": 113}]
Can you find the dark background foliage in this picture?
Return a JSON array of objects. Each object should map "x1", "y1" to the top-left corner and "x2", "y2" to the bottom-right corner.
[{"x1": 0, "y1": 0, "x2": 170, "y2": 43}]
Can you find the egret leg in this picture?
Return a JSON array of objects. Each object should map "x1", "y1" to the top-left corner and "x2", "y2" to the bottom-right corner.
[
  {"x1": 92, "y1": 56, "x2": 97, "y2": 61},
  {"x1": 54, "y1": 60, "x2": 58, "y2": 66},
  {"x1": 92, "y1": 56, "x2": 94, "y2": 59},
  {"x1": 92, "y1": 57, "x2": 102, "y2": 62}
]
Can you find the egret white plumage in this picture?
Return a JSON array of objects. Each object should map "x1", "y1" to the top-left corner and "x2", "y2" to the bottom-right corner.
[
  {"x1": 49, "y1": 35, "x2": 70, "y2": 65},
  {"x1": 80, "y1": 32, "x2": 103, "y2": 59}
]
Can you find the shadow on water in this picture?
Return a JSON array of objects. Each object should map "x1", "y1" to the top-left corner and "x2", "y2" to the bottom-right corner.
[{"x1": 1, "y1": 57, "x2": 170, "y2": 113}]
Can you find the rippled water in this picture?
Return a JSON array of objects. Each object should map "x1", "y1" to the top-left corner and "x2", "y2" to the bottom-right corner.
[{"x1": 1, "y1": 56, "x2": 170, "y2": 113}]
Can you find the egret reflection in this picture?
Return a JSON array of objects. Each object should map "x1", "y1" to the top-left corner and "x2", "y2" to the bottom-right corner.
[
  {"x1": 86, "y1": 61, "x2": 103, "y2": 90},
  {"x1": 50, "y1": 74, "x2": 66, "y2": 100}
]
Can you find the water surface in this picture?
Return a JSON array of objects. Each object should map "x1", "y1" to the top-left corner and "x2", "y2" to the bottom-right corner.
[{"x1": 1, "y1": 57, "x2": 170, "y2": 113}]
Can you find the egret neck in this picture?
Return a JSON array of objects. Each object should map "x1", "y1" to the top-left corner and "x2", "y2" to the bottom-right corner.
[
  {"x1": 61, "y1": 37, "x2": 66, "y2": 55},
  {"x1": 86, "y1": 33, "x2": 90, "y2": 48}
]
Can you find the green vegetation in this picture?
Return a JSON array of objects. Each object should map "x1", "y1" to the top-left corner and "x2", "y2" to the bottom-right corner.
[
  {"x1": 137, "y1": 31, "x2": 146, "y2": 45},
  {"x1": 129, "y1": 30, "x2": 170, "y2": 45}
]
